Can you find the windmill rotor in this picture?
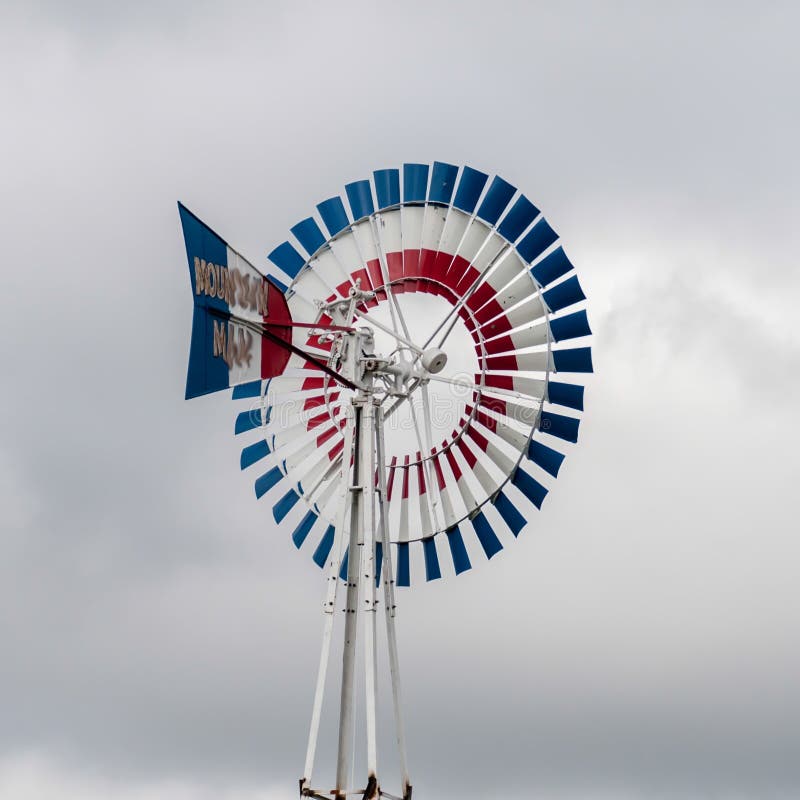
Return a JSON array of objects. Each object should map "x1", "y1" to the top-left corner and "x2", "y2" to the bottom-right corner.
[{"x1": 178, "y1": 161, "x2": 593, "y2": 799}]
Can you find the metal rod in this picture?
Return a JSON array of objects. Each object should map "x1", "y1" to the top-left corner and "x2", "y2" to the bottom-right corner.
[
  {"x1": 353, "y1": 307, "x2": 424, "y2": 356},
  {"x1": 374, "y1": 411, "x2": 411, "y2": 796},
  {"x1": 302, "y1": 411, "x2": 356, "y2": 791},
  {"x1": 367, "y1": 214, "x2": 417, "y2": 407},
  {"x1": 407, "y1": 395, "x2": 443, "y2": 533},
  {"x1": 370, "y1": 214, "x2": 413, "y2": 343},
  {"x1": 335, "y1": 400, "x2": 365, "y2": 799},
  {"x1": 203, "y1": 306, "x2": 358, "y2": 390},
  {"x1": 422, "y1": 244, "x2": 510, "y2": 352},
  {"x1": 426, "y1": 373, "x2": 544, "y2": 403},
  {"x1": 361, "y1": 399, "x2": 379, "y2": 792},
  {"x1": 416, "y1": 385, "x2": 444, "y2": 531}
]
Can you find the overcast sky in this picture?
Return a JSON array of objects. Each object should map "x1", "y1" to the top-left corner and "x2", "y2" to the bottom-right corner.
[{"x1": 1, "y1": 2, "x2": 799, "y2": 798}]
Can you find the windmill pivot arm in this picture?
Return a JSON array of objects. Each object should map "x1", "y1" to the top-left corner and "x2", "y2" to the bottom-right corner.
[{"x1": 319, "y1": 280, "x2": 375, "y2": 327}]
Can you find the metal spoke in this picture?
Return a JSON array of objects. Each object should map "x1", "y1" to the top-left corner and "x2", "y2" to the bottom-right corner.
[
  {"x1": 421, "y1": 245, "x2": 512, "y2": 351},
  {"x1": 407, "y1": 391, "x2": 444, "y2": 532},
  {"x1": 426, "y1": 373, "x2": 544, "y2": 403},
  {"x1": 301, "y1": 412, "x2": 355, "y2": 791},
  {"x1": 353, "y1": 307, "x2": 424, "y2": 356},
  {"x1": 418, "y1": 383, "x2": 445, "y2": 530},
  {"x1": 369, "y1": 216, "x2": 413, "y2": 342}
]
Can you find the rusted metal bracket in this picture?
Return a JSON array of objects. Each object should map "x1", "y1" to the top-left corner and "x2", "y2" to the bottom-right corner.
[{"x1": 361, "y1": 775, "x2": 378, "y2": 800}]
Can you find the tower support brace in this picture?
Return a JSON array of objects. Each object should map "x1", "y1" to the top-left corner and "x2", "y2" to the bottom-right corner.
[{"x1": 300, "y1": 373, "x2": 411, "y2": 800}]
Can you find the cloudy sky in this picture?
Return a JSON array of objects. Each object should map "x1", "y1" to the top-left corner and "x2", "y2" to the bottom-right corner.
[{"x1": 2, "y1": 1, "x2": 799, "y2": 798}]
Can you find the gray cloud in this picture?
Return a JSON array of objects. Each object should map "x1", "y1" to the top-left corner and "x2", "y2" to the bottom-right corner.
[{"x1": 1, "y1": 1, "x2": 799, "y2": 798}]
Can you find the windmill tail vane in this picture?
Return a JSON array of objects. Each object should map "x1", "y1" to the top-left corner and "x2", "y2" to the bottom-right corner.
[{"x1": 178, "y1": 161, "x2": 593, "y2": 799}]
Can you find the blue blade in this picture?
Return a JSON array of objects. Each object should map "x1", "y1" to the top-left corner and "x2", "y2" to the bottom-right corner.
[
  {"x1": 472, "y1": 511, "x2": 503, "y2": 559},
  {"x1": 497, "y1": 194, "x2": 539, "y2": 242},
  {"x1": 543, "y1": 275, "x2": 586, "y2": 313},
  {"x1": 493, "y1": 490, "x2": 526, "y2": 537},
  {"x1": 234, "y1": 408, "x2": 263, "y2": 435},
  {"x1": 540, "y1": 411, "x2": 580, "y2": 443},
  {"x1": 241, "y1": 439, "x2": 269, "y2": 469},
  {"x1": 292, "y1": 510, "x2": 317, "y2": 549},
  {"x1": 528, "y1": 440, "x2": 565, "y2": 477},
  {"x1": 446, "y1": 526, "x2": 471, "y2": 575},
  {"x1": 312, "y1": 525, "x2": 335, "y2": 567},
  {"x1": 553, "y1": 347, "x2": 593, "y2": 374},
  {"x1": 291, "y1": 217, "x2": 326, "y2": 257},
  {"x1": 267, "y1": 241, "x2": 305, "y2": 279},
  {"x1": 396, "y1": 542, "x2": 410, "y2": 587},
  {"x1": 255, "y1": 465, "x2": 283, "y2": 498},
  {"x1": 453, "y1": 166, "x2": 488, "y2": 213},
  {"x1": 317, "y1": 196, "x2": 350, "y2": 237},
  {"x1": 374, "y1": 168, "x2": 400, "y2": 209},
  {"x1": 375, "y1": 541, "x2": 383, "y2": 586},
  {"x1": 517, "y1": 218, "x2": 558, "y2": 264},
  {"x1": 428, "y1": 161, "x2": 458, "y2": 204},
  {"x1": 512, "y1": 468, "x2": 548, "y2": 509},
  {"x1": 422, "y1": 537, "x2": 441, "y2": 581},
  {"x1": 550, "y1": 310, "x2": 591, "y2": 342},
  {"x1": 273, "y1": 487, "x2": 300, "y2": 524},
  {"x1": 339, "y1": 547, "x2": 349, "y2": 580},
  {"x1": 345, "y1": 180, "x2": 375, "y2": 220},
  {"x1": 547, "y1": 381, "x2": 584, "y2": 411},
  {"x1": 403, "y1": 163, "x2": 429, "y2": 202},
  {"x1": 477, "y1": 176, "x2": 516, "y2": 226},
  {"x1": 531, "y1": 247, "x2": 574, "y2": 287},
  {"x1": 232, "y1": 380, "x2": 262, "y2": 399}
]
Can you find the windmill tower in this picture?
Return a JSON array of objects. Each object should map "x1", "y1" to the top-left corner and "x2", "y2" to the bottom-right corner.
[{"x1": 179, "y1": 161, "x2": 592, "y2": 799}]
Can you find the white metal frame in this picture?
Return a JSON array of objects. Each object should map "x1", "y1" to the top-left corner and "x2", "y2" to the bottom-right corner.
[{"x1": 300, "y1": 328, "x2": 412, "y2": 800}]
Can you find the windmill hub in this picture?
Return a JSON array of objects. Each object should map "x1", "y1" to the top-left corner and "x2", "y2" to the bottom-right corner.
[{"x1": 420, "y1": 347, "x2": 447, "y2": 375}]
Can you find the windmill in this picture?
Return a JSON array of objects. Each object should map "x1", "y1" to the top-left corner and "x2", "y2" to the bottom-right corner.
[{"x1": 178, "y1": 161, "x2": 592, "y2": 799}]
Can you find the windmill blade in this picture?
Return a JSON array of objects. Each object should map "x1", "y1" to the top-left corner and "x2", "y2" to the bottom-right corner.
[
  {"x1": 480, "y1": 318, "x2": 551, "y2": 354},
  {"x1": 422, "y1": 536, "x2": 442, "y2": 581},
  {"x1": 441, "y1": 440, "x2": 479, "y2": 517},
  {"x1": 429, "y1": 449, "x2": 461, "y2": 530},
  {"x1": 197, "y1": 161, "x2": 592, "y2": 583},
  {"x1": 510, "y1": 464, "x2": 549, "y2": 509},
  {"x1": 232, "y1": 379, "x2": 263, "y2": 399},
  {"x1": 396, "y1": 541, "x2": 410, "y2": 587},
  {"x1": 473, "y1": 284, "x2": 547, "y2": 331},
  {"x1": 492, "y1": 490, "x2": 527, "y2": 537},
  {"x1": 470, "y1": 511, "x2": 503, "y2": 560},
  {"x1": 417, "y1": 181, "x2": 450, "y2": 283},
  {"x1": 291, "y1": 510, "x2": 318, "y2": 549},
  {"x1": 250, "y1": 430, "x2": 342, "y2": 502},
  {"x1": 414, "y1": 452, "x2": 434, "y2": 540},
  {"x1": 453, "y1": 433, "x2": 504, "y2": 501},
  {"x1": 445, "y1": 525, "x2": 472, "y2": 575},
  {"x1": 397, "y1": 455, "x2": 411, "y2": 544},
  {"x1": 462, "y1": 418, "x2": 518, "y2": 476}
]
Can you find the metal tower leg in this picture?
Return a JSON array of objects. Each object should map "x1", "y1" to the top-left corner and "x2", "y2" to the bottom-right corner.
[
  {"x1": 335, "y1": 400, "x2": 365, "y2": 799},
  {"x1": 301, "y1": 410, "x2": 356, "y2": 795},
  {"x1": 301, "y1": 385, "x2": 411, "y2": 800},
  {"x1": 361, "y1": 399, "x2": 380, "y2": 797},
  {"x1": 375, "y1": 411, "x2": 412, "y2": 800}
]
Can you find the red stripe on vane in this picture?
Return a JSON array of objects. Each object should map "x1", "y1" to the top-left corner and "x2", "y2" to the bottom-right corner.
[
  {"x1": 415, "y1": 451, "x2": 427, "y2": 495},
  {"x1": 401, "y1": 455, "x2": 411, "y2": 500}
]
